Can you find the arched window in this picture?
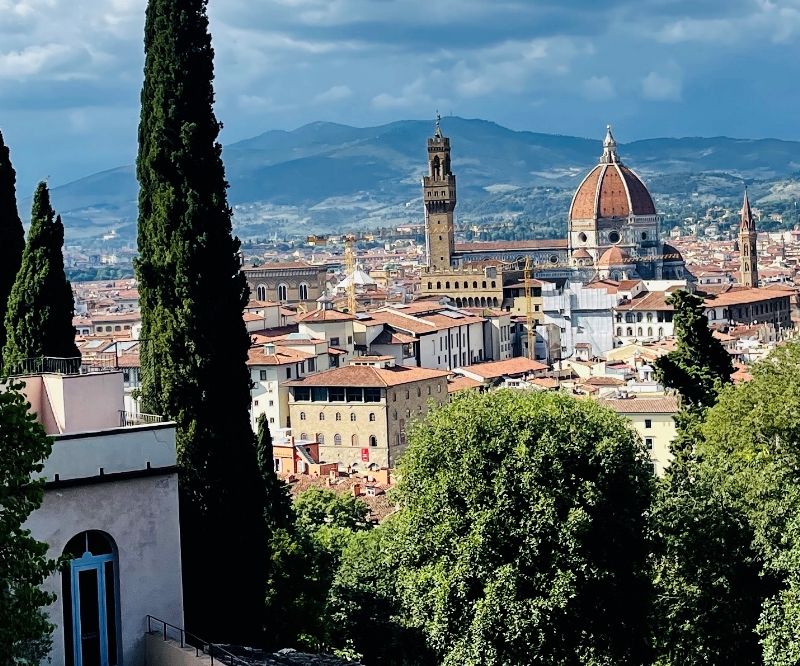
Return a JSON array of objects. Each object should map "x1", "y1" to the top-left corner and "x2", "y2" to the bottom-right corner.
[
  {"x1": 454, "y1": 282, "x2": 460, "y2": 289},
  {"x1": 352, "y1": 434, "x2": 359, "y2": 446},
  {"x1": 299, "y1": 282, "x2": 309, "y2": 300},
  {"x1": 427, "y1": 282, "x2": 432, "y2": 289},
  {"x1": 300, "y1": 433, "x2": 308, "y2": 440},
  {"x1": 626, "y1": 327, "x2": 633, "y2": 336},
  {"x1": 637, "y1": 327, "x2": 643, "y2": 336},
  {"x1": 318, "y1": 434, "x2": 325, "y2": 445},
  {"x1": 436, "y1": 281, "x2": 441, "y2": 289},
  {"x1": 300, "y1": 412, "x2": 306, "y2": 421},
  {"x1": 446, "y1": 281, "x2": 450, "y2": 289},
  {"x1": 636, "y1": 313, "x2": 643, "y2": 322},
  {"x1": 482, "y1": 281, "x2": 487, "y2": 289},
  {"x1": 473, "y1": 281, "x2": 478, "y2": 289},
  {"x1": 369, "y1": 413, "x2": 376, "y2": 421},
  {"x1": 617, "y1": 327, "x2": 622, "y2": 336},
  {"x1": 491, "y1": 281, "x2": 496, "y2": 288},
  {"x1": 350, "y1": 413, "x2": 356, "y2": 421},
  {"x1": 647, "y1": 327, "x2": 653, "y2": 337},
  {"x1": 646, "y1": 312, "x2": 653, "y2": 323},
  {"x1": 369, "y1": 435, "x2": 378, "y2": 447},
  {"x1": 319, "y1": 412, "x2": 325, "y2": 421},
  {"x1": 625, "y1": 313, "x2": 635, "y2": 323},
  {"x1": 615, "y1": 313, "x2": 622, "y2": 322},
  {"x1": 335, "y1": 412, "x2": 342, "y2": 421},
  {"x1": 278, "y1": 283, "x2": 288, "y2": 301},
  {"x1": 256, "y1": 284, "x2": 267, "y2": 301},
  {"x1": 658, "y1": 327, "x2": 664, "y2": 337},
  {"x1": 62, "y1": 531, "x2": 121, "y2": 666},
  {"x1": 334, "y1": 434, "x2": 342, "y2": 445},
  {"x1": 427, "y1": 385, "x2": 431, "y2": 395}
]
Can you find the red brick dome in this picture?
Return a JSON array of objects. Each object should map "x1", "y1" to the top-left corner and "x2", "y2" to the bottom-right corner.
[{"x1": 569, "y1": 127, "x2": 657, "y2": 221}]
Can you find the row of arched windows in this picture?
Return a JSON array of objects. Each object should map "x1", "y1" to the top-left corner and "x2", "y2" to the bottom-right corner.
[
  {"x1": 454, "y1": 297, "x2": 499, "y2": 308},
  {"x1": 616, "y1": 326, "x2": 664, "y2": 338},
  {"x1": 428, "y1": 280, "x2": 496, "y2": 290},
  {"x1": 301, "y1": 433, "x2": 379, "y2": 447},
  {"x1": 299, "y1": 412, "x2": 376, "y2": 421},
  {"x1": 256, "y1": 282, "x2": 309, "y2": 302}
]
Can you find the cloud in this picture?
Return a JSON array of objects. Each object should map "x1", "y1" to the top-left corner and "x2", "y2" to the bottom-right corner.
[
  {"x1": 582, "y1": 75, "x2": 615, "y2": 101},
  {"x1": 312, "y1": 84, "x2": 352, "y2": 104},
  {"x1": 641, "y1": 71, "x2": 682, "y2": 101}
]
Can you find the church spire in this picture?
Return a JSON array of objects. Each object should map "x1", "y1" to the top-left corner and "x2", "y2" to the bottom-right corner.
[
  {"x1": 739, "y1": 188, "x2": 758, "y2": 287},
  {"x1": 600, "y1": 125, "x2": 619, "y2": 164},
  {"x1": 740, "y1": 188, "x2": 755, "y2": 232}
]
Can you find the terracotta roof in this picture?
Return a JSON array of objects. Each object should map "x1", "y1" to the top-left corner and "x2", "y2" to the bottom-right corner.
[
  {"x1": 371, "y1": 329, "x2": 417, "y2": 345},
  {"x1": 285, "y1": 364, "x2": 449, "y2": 388},
  {"x1": 247, "y1": 300, "x2": 281, "y2": 308},
  {"x1": 243, "y1": 312, "x2": 265, "y2": 322},
  {"x1": 247, "y1": 346, "x2": 314, "y2": 366},
  {"x1": 455, "y1": 239, "x2": 568, "y2": 252},
  {"x1": 597, "y1": 396, "x2": 679, "y2": 414},
  {"x1": 597, "y1": 246, "x2": 633, "y2": 267},
  {"x1": 295, "y1": 309, "x2": 357, "y2": 323},
  {"x1": 459, "y1": 357, "x2": 548, "y2": 380},
  {"x1": 116, "y1": 353, "x2": 141, "y2": 368},
  {"x1": 704, "y1": 288, "x2": 788, "y2": 308},
  {"x1": 569, "y1": 163, "x2": 656, "y2": 220},
  {"x1": 531, "y1": 377, "x2": 560, "y2": 389},
  {"x1": 616, "y1": 291, "x2": 673, "y2": 312},
  {"x1": 572, "y1": 248, "x2": 592, "y2": 259},
  {"x1": 448, "y1": 376, "x2": 483, "y2": 393},
  {"x1": 585, "y1": 376, "x2": 626, "y2": 386},
  {"x1": 243, "y1": 262, "x2": 324, "y2": 271}
]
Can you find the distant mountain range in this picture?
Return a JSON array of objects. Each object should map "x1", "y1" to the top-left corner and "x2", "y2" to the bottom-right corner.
[{"x1": 34, "y1": 117, "x2": 800, "y2": 242}]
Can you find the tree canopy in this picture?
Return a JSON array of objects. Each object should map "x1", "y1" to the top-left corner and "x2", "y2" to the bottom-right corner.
[
  {"x1": 391, "y1": 389, "x2": 655, "y2": 666},
  {"x1": 3, "y1": 182, "x2": 78, "y2": 371},
  {"x1": 135, "y1": 0, "x2": 267, "y2": 642},
  {"x1": 0, "y1": 380, "x2": 60, "y2": 664},
  {"x1": 0, "y1": 130, "x2": 25, "y2": 364}
]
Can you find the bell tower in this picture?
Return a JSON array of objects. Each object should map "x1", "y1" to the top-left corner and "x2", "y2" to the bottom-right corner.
[
  {"x1": 739, "y1": 189, "x2": 759, "y2": 288},
  {"x1": 423, "y1": 116, "x2": 456, "y2": 270}
]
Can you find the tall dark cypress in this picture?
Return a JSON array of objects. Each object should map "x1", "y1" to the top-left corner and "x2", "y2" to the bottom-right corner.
[
  {"x1": 3, "y1": 182, "x2": 78, "y2": 370},
  {"x1": 135, "y1": 0, "x2": 268, "y2": 642},
  {"x1": 0, "y1": 130, "x2": 25, "y2": 361}
]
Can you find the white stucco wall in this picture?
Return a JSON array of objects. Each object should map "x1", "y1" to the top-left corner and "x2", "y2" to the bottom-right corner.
[{"x1": 28, "y1": 473, "x2": 184, "y2": 666}]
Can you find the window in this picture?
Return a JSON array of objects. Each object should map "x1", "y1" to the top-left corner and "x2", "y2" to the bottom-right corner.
[
  {"x1": 278, "y1": 283, "x2": 288, "y2": 301},
  {"x1": 626, "y1": 327, "x2": 633, "y2": 336},
  {"x1": 319, "y1": 412, "x2": 325, "y2": 421},
  {"x1": 645, "y1": 437, "x2": 654, "y2": 450},
  {"x1": 294, "y1": 387, "x2": 311, "y2": 401},
  {"x1": 405, "y1": 409, "x2": 411, "y2": 418},
  {"x1": 392, "y1": 392, "x2": 396, "y2": 402},
  {"x1": 300, "y1": 412, "x2": 306, "y2": 421},
  {"x1": 301, "y1": 433, "x2": 308, "y2": 440},
  {"x1": 417, "y1": 387, "x2": 422, "y2": 397},
  {"x1": 318, "y1": 434, "x2": 325, "y2": 444},
  {"x1": 346, "y1": 387, "x2": 363, "y2": 402},
  {"x1": 286, "y1": 368, "x2": 292, "y2": 379},
  {"x1": 364, "y1": 388, "x2": 381, "y2": 402},
  {"x1": 437, "y1": 384, "x2": 442, "y2": 393},
  {"x1": 331, "y1": 337, "x2": 340, "y2": 346},
  {"x1": 405, "y1": 390, "x2": 410, "y2": 399},
  {"x1": 617, "y1": 327, "x2": 622, "y2": 336},
  {"x1": 62, "y1": 531, "x2": 121, "y2": 666},
  {"x1": 105, "y1": 326, "x2": 112, "y2": 332},
  {"x1": 351, "y1": 434, "x2": 359, "y2": 446},
  {"x1": 311, "y1": 387, "x2": 327, "y2": 402},
  {"x1": 350, "y1": 413, "x2": 357, "y2": 422},
  {"x1": 299, "y1": 283, "x2": 309, "y2": 300},
  {"x1": 638, "y1": 327, "x2": 643, "y2": 337},
  {"x1": 369, "y1": 435, "x2": 378, "y2": 447},
  {"x1": 658, "y1": 327, "x2": 664, "y2": 337},
  {"x1": 257, "y1": 284, "x2": 267, "y2": 301},
  {"x1": 646, "y1": 312, "x2": 653, "y2": 323},
  {"x1": 393, "y1": 410, "x2": 397, "y2": 420},
  {"x1": 259, "y1": 370, "x2": 267, "y2": 381},
  {"x1": 637, "y1": 313, "x2": 643, "y2": 323},
  {"x1": 427, "y1": 385, "x2": 431, "y2": 395},
  {"x1": 336, "y1": 412, "x2": 342, "y2": 421},
  {"x1": 645, "y1": 419, "x2": 652, "y2": 429},
  {"x1": 269, "y1": 417, "x2": 274, "y2": 423},
  {"x1": 114, "y1": 325, "x2": 121, "y2": 332},
  {"x1": 369, "y1": 413, "x2": 376, "y2": 421},
  {"x1": 427, "y1": 282, "x2": 432, "y2": 289},
  {"x1": 330, "y1": 387, "x2": 346, "y2": 401},
  {"x1": 334, "y1": 434, "x2": 342, "y2": 445},
  {"x1": 648, "y1": 327, "x2": 653, "y2": 337}
]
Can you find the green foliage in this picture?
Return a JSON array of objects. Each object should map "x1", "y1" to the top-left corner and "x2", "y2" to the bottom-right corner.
[
  {"x1": 293, "y1": 486, "x2": 371, "y2": 532},
  {"x1": 3, "y1": 182, "x2": 78, "y2": 370},
  {"x1": 391, "y1": 390, "x2": 654, "y2": 666},
  {"x1": 0, "y1": 131, "x2": 25, "y2": 362},
  {"x1": 135, "y1": 0, "x2": 268, "y2": 642},
  {"x1": 0, "y1": 380, "x2": 61, "y2": 663},
  {"x1": 256, "y1": 414, "x2": 293, "y2": 531},
  {"x1": 327, "y1": 522, "x2": 434, "y2": 666},
  {"x1": 654, "y1": 290, "x2": 733, "y2": 409}
]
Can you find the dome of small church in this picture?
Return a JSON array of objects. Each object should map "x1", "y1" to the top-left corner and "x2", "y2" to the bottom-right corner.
[
  {"x1": 572, "y1": 248, "x2": 592, "y2": 260},
  {"x1": 597, "y1": 246, "x2": 633, "y2": 268},
  {"x1": 569, "y1": 127, "x2": 657, "y2": 221}
]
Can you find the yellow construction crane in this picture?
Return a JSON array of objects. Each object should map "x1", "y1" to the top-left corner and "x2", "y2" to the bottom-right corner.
[
  {"x1": 524, "y1": 256, "x2": 534, "y2": 360},
  {"x1": 344, "y1": 233, "x2": 358, "y2": 314}
]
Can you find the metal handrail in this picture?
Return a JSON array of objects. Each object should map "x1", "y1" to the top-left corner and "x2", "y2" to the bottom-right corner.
[
  {"x1": 119, "y1": 411, "x2": 165, "y2": 427},
  {"x1": 5, "y1": 356, "x2": 83, "y2": 377},
  {"x1": 146, "y1": 615, "x2": 251, "y2": 666}
]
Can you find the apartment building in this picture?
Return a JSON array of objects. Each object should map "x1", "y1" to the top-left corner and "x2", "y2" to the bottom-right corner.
[{"x1": 285, "y1": 356, "x2": 449, "y2": 468}]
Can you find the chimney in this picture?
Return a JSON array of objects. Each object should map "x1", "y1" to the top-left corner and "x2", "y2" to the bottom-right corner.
[{"x1": 264, "y1": 342, "x2": 276, "y2": 355}]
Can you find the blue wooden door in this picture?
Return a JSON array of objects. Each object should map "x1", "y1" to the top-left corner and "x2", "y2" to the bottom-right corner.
[{"x1": 71, "y1": 554, "x2": 115, "y2": 666}]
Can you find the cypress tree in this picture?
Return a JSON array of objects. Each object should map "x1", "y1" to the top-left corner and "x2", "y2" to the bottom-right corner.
[
  {"x1": 136, "y1": 0, "x2": 268, "y2": 642},
  {"x1": 0, "y1": 130, "x2": 25, "y2": 362},
  {"x1": 3, "y1": 182, "x2": 78, "y2": 371}
]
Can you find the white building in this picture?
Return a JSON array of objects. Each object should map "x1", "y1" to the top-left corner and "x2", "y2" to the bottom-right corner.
[{"x1": 12, "y1": 370, "x2": 183, "y2": 666}]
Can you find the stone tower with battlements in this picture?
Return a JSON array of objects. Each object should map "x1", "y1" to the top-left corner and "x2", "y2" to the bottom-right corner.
[
  {"x1": 739, "y1": 189, "x2": 759, "y2": 288},
  {"x1": 423, "y1": 117, "x2": 456, "y2": 270}
]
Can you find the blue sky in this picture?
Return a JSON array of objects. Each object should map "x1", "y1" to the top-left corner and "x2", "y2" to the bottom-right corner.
[{"x1": 3, "y1": 0, "x2": 800, "y2": 193}]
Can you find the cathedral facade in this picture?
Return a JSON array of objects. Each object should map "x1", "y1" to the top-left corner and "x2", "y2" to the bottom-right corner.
[{"x1": 421, "y1": 123, "x2": 688, "y2": 307}]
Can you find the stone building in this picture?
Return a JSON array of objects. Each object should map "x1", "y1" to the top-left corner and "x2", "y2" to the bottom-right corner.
[
  {"x1": 285, "y1": 356, "x2": 449, "y2": 468},
  {"x1": 243, "y1": 261, "x2": 329, "y2": 308},
  {"x1": 420, "y1": 122, "x2": 690, "y2": 307},
  {"x1": 739, "y1": 190, "x2": 759, "y2": 287}
]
